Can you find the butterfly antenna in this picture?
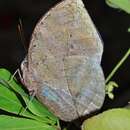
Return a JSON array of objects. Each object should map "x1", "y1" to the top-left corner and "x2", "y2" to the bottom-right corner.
[{"x1": 18, "y1": 18, "x2": 27, "y2": 53}]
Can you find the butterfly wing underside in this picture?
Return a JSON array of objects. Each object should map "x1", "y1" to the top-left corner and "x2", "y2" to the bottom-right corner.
[{"x1": 22, "y1": 0, "x2": 105, "y2": 121}]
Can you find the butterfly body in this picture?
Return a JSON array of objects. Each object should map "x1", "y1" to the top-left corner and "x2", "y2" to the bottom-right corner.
[{"x1": 21, "y1": 0, "x2": 105, "y2": 121}]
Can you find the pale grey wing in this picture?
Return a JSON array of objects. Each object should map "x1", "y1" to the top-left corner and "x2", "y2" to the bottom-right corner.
[
  {"x1": 28, "y1": 0, "x2": 103, "y2": 61},
  {"x1": 64, "y1": 56, "x2": 105, "y2": 116},
  {"x1": 25, "y1": 0, "x2": 105, "y2": 121},
  {"x1": 34, "y1": 57, "x2": 78, "y2": 121}
]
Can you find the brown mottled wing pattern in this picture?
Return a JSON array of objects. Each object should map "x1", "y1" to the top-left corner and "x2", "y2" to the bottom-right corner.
[{"x1": 21, "y1": 0, "x2": 105, "y2": 121}]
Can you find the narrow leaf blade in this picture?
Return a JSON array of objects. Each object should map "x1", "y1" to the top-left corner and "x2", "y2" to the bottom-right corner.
[
  {"x1": 0, "y1": 83, "x2": 22, "y2": 114},
  {"x1": 0, "y1": 115, "x2": 58, "y2": 130},
  {"x1": 0, "y1": 68, "x2": 58, "y2": 124}
]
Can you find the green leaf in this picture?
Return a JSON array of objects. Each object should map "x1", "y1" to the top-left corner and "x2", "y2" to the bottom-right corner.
[
  {"x1": 19, "y1": 95, "x2": 58, "y2": 124},
  {"x1": 109, "y1": 81, "x2": 118, "y2": 88},
  {"x1": 82, "y1": 108, "x2": 130, "y2": 130},
  {"x1": 0, "y1": 68, "x2": 27, "y2": 95},
  {"x1": 106, "y1": 0, "x2": 119, "y2": 8},
  {"x1": 108, "y1": 93, "x2": 114, "y2": 99},
  {"x1": 128, "y1": 27, "x2": 130, "y2": 32},
  {"x1": 0, "y1": 115, "x2": 58, "y2": 130},
  {"x1": 107, "y1": 85, "x2": 114, "y2": 92},
  {"x1": 10, "y1": 79, "x2": 58, "y2": 123},
  {"x1": 106, "y1": 81, "x2": 118, "y2": 92},
  {"x1": 106, "y1": 0, "x2": 130, "y2": 14},
  {"x1": 0, "y1": 81, "x2": 29, "y2": 117},
  {"x1": 0, "y1": 68, "x2": 13, "y2": 81},
  {"x1": 27, "y1": 98, "x2": 58, "y2": 122},
  {"x1": 105, "y1": 81, "x2": 118, "y2": 99},
  {"x1": 0, "y1": 83, "x2": 21, "y2": 111},
  {"x1": 0, "y1": 68, "x2": 58, "y2": 124},
  {"x1": 0, "y1": 77, "x2": 46, "y2": 121}
]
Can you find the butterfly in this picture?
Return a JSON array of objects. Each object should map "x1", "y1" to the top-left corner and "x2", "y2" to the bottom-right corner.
[{"x1": 21, "y1": 0, "x2": 105, "y2": 121}]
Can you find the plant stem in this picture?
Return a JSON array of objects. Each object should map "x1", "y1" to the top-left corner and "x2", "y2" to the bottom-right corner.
[{"x1": 105, "y1": 48, "x2": 130, "y2": 83}]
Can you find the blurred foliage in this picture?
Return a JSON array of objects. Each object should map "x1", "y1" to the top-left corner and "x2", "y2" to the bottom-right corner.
[
  {"x1": 82, "y1": 109, "x2": 130, "y2": 130},
  {"x1": 106, "y1": 0, "x2": 130, "y2": 14},
  {"x1": 106, "y1": 0, "x2": 130, "y2": 31}
]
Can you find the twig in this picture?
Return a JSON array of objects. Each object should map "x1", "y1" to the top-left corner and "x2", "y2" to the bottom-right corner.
[{"x1": 106, "y1": 48, "x2": 130, "y2": 83}]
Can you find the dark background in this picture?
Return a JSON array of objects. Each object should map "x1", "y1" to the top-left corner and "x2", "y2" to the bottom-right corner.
[{"x1": 0, "y1": 0, "x2": 130, "y2": 111}]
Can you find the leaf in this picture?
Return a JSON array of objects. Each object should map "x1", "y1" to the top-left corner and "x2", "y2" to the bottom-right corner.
[
  {"x1": 9, "y1": 79, "x2": 58, "y2": 123},
  {"x1": 109, "y1": 81, "x2": 118, "y2": 88},
  {"x1": 0, "y1": 79, "x2": 50, "y2": 122},
  {"x1": 105, "y1": 81, "x2": 119, "y2": 99},
  {"x1": 0, "y1": 115, "x2": 58, "y2": 130},
  {"x1": 128, "y1": 27, "x2": 130, "y2": 32},
  {"x1": 106, "y1": 0, "x2": 130, "y2": 14},
  {"x1": 106, "y1": 81, "x2": 118, "y2": 91},
  {"x1": 0, "y1": 83, "x2": 21, "y2": 113},
  {"x1": 107, "y1": 85, "x2": 114, "y2": 92},
  {"x1": 108, "y1": 93, "x2": 114, "y2": 99},
  {"x1": 0, "y1": 68, "x2": 58, "y2": 124},
  {"x1": 0, "y1": 82, "x2": 35, "y2": 119},
  {"x1": 82, "y1": 108, "x2": 130, "y2": 130},
  {"x1": 0, "y1": 68, "x2": 27, "y2": 95}
]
